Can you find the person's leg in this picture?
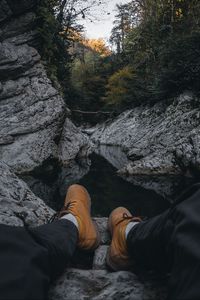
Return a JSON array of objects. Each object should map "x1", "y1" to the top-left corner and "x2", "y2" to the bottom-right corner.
[
  {"x1": 28, "y1": 184, "x2": 100, "y2": 282},
  {"x1": 29, "y1": 219, "x2": 78, "y2": 281},
  {"x1": 107, "y1": 184, "x2": 200, "y2": 300},
  {"x1": 126, "y1": 209, "x2": 172, "y2": 273},
  {"x1": 0, "y1": 220, "x2": 78, "y2": 300},
  {"x1": 0, "y1": 184, "x2": 100, "y2": 300}
]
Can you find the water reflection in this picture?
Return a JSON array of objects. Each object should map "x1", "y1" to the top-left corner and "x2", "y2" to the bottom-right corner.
[
  {"x1": 95, "y1": 145, "x2": 197, "y2": 200},
  {"x1": 95, "y1": 145, "x2": 130, "y2": 170},
  {"x1": 21, "y1": 145, "x2": 198, "y2": 218},
  {"x1": 21, "y1": 158, "x2": 91, "y2": 210},
  {"x1": 79, "y1": 153, "x2": 169, "y2": 217}
]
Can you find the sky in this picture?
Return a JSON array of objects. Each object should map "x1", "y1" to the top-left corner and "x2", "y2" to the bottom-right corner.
[{"x1": 80, "y1": 0, "x2": 128, "y2": 42}]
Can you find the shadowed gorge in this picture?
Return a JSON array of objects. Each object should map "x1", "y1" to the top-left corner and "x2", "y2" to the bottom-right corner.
[{"x1": 0, "y1": 0, "x2": 200, "y2": 299}]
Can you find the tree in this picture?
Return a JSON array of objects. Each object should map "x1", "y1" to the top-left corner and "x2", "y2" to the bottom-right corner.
[
  {"x1": 37, "y1": 0, "x2": 105, "y2": 93},
  {"x1": 110, "y1": 3, "x2": 138, "y2": 54},
  {"x1": 106, "y1": 0, "x2": 200, "y2": 110},
  {"x1": 70, "y1": 36, "x2": 113, "y2": 116},
  {"x1": 104, "y1": 66, "x2": 134, "y2": 109}
]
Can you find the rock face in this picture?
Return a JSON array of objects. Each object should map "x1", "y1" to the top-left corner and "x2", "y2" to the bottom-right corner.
[
  {"x1": 91, "y1": 93, "x2": 200, "y2": 175},
  {"x1": 0, "y1": 0, "x2": 91, "y2": 174},
  {"x1": 90, "y1": 93, "x2": 200, "y2": 197},
  {"x1": 50, "y1": 217, "x2": 166, "y2": 300},
  {"x1": 0, "y1": 161, "x2": 166, "y2": 300},
  {"x1": 0, "y1": 161, "x2": 53, "y2": 227},
  {"x1": 50, "y1": 269, "x2": 166, "y2": 300}
]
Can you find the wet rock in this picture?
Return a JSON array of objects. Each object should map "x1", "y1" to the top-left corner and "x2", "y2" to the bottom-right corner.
[{"x1": 120, "y1": 174, "x2": 195, "y2": 200}]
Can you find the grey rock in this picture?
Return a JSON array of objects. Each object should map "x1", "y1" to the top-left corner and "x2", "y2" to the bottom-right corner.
[
  {"x1": 94, "y1": 217, "x2": 110, "y2": 245},
  {"x1": 93, "y1": 245, "x2": 109, "y2": 270},
  {"x1": 49, "y1": 269, "x2": 166, "y2": 300},
  {"x1": 0, "y1": 12, "x2": 37, "y2": 41},
  {"x1": 0, "y1": 0, "x2": 12, "y2": 23},
  {"x1": 0, "y1": 160, "x2": 166, "y2": 300},
  {"x1": 0, "y1": 161, "x2": 53, "y2": 226},
  {"x1": 0, "y1": 1, "x2": 166, "y2": 298},
  {"x1": 91, "y1": 93, "x2": 200, "y2": 196},
  {"x1": 95, "y1": 144, "x2": 130, "y2": 170},
  {"x1": 58, "y1": 119, "x2": 93, "y2": 165},
  {"x1": 0, "y1": 4, "x2": 91, "y2": 174},
  {"x1": 21, "y1": 158, "x2": 91, "y2": 209}
]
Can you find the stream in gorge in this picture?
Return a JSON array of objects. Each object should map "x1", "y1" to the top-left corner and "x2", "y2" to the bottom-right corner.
[{"x1": 21, "y1": 145, "x2": 198, "y2": 218}]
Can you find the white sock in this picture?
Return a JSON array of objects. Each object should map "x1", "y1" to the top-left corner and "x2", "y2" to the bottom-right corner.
[
  {"x1": 125, "y1": 222, "x2": 139, "y2": 239},
  {"x1": 61, "y1": 213, "x2": 79, "y2": 229}
]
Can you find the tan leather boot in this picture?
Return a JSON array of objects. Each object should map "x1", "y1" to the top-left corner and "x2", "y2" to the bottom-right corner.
[
  {"x1": 56, "y1": 184, "x2": 100, "y2": 251},
  {"x1": 106, "y1": 207, "x2": 141, "y2": 271}
]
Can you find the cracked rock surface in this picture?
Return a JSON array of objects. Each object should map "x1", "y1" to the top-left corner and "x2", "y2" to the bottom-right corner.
[
  {"x1": 90, "y1": 93, "x2": 200, "y2": 197},
  {"x1": 0, "y1": 0, "x2": 91, "y2": 174}
]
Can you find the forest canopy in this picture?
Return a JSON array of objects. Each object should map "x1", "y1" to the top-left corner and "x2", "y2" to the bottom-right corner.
[{"x1": 38, "y1": 0, "x2": 200, "y2": 120}]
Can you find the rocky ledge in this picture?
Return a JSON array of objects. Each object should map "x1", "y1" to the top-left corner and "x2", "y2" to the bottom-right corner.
[
  {"x1": 0, "y1": 0, "x2": 91, "y2": 174},
  {"x1": 89, "y1": 93, "x2": 200, "y2": 197},
  {"x1": 0, "y1": 161, "x2": 166, "y2": 300}
]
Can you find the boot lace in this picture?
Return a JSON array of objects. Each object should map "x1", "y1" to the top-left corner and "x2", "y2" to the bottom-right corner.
[
  {"x1": 48, "y1": 201, "x2": 76, "y2": 223},
  {"x1": 116, "y1": 213, "x2": 142, "y2": 226}
]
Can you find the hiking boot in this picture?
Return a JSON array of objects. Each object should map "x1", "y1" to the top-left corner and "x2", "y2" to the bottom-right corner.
[
  {"x1": 106, "y1": 207, "x2": 141, "y2": 271},
  {"x1": 53, "y1": 184, "x2": 100, "y2": 251}
]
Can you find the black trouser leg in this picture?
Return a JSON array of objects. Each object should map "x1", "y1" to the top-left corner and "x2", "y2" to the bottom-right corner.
[
  {"x1": 29, "y1": 219, "x2": 78, "y2": 281},
  {"x1": 127, "y1": 185, "x2": 200, "y2": 300},
  {"x1": 0, "y1": 220, "x2": 78, "y2": 300}
]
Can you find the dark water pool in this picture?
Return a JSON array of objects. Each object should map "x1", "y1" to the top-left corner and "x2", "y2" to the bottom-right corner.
[
  {"x1": 79, "y1": 153, "x2": 169, "y2": 217},
  {"x1": 21, "y1": 154, "x2": 168, "y2": 218},
  {"x1": 21, "y1": 146, "x2": 197, "y2": 218}
]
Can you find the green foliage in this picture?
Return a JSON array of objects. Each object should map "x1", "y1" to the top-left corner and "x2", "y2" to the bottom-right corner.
[
  {"x1": 36, "y1": 0, "x2": 200, "y2": 120},
  {"x1": 156, "y1": 32, "x2": 200, "y2": 97},
  {"x1": 70, "y1": 45, "x2": 113, "y2": 113},
  {"x1": 104, "y1": 0, "x2": 200, "y2": 109},
  {"x1": 37, "y1": 0, "x2": 71, "y2": 93},
  {"x1": 104, "y1": 66, "x2": 134, "y2": 110}
]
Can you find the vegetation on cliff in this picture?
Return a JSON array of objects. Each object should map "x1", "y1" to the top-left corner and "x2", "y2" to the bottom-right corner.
[
  {"x1": 37, "y1": 0, "x2": 200, "y2": 119},
  {"x1": 105, "y1": 0, "x2": 200, "y2": 110}
]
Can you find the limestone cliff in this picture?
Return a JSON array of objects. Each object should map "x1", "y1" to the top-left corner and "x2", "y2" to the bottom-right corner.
[{"x1": 0, "y1": 0, "x2": 91, "y2": 174}]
